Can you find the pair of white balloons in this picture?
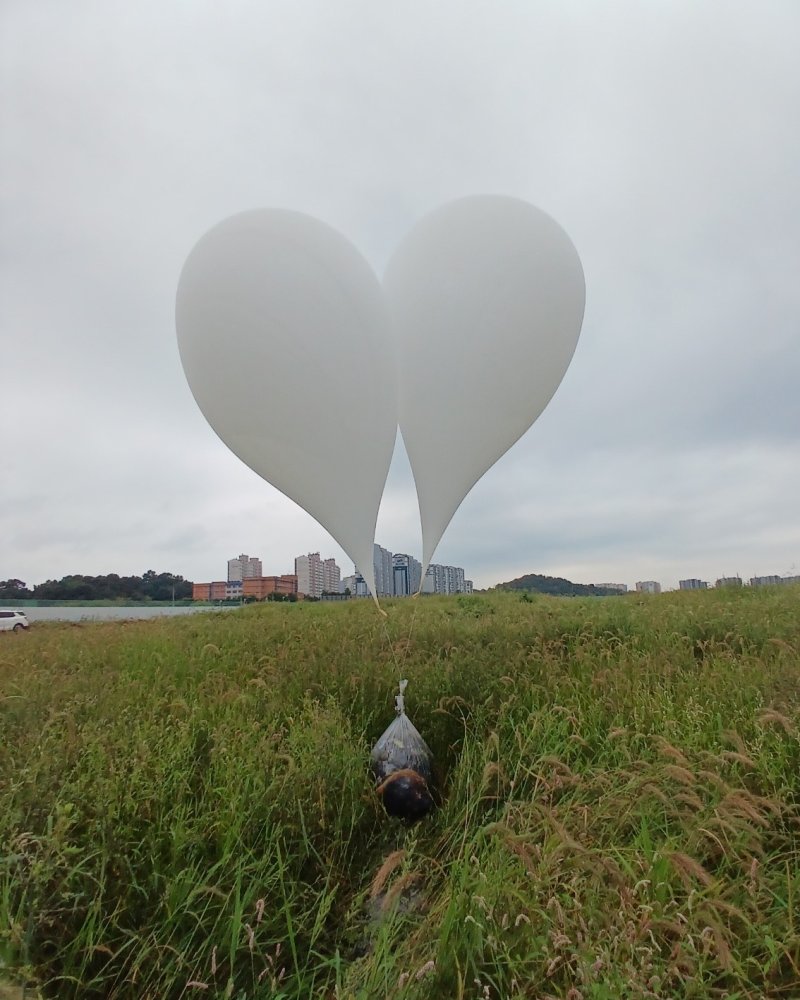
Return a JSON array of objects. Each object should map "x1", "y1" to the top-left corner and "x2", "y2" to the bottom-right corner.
[{"x1": 176, "y1": 196, "x2": 585, "y2": 602}]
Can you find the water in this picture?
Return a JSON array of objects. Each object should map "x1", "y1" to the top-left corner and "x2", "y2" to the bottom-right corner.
[{"x1": 5, "y1": 605, "x2": 239, "y2": 623}]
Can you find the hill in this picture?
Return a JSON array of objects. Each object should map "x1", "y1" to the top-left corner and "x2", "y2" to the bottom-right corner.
[{"x1": 496, "y1": 571, "x2": 624, "y2": 596}]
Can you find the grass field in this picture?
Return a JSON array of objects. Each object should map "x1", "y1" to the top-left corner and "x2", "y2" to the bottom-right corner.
[{"x1": 1, "y1": 588, "x2": 798, "y2": 998}]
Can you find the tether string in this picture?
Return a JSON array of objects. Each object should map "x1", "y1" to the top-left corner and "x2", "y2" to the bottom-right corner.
[{"x1": 379, "y1": 589, "x2": 421, "y2": 684}]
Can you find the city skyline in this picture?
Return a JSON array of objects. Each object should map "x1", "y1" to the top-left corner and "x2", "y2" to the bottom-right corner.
[
  {"x1": 192, "y1": 546, "x2": 476, "y2": 599},
  {"x1": 188, "y1": 547, "x2": 799, "y2": 598}
]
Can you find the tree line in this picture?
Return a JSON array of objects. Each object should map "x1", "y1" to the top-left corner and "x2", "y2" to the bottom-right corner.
[{"x1": 0, "y1": 571, "x2": 193, "y2": 602}]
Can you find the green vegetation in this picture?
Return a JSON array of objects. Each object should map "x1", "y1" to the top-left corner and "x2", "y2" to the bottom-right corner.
[
  {"x1": 0, "y1": 571, "x2": 193, "y2": 603},
  {"x1": 496, "y1": 573, "x2": 625, "y2": 598},
  {"x1": 1, "y1": 587, "x2": 799, "y2": 999}
]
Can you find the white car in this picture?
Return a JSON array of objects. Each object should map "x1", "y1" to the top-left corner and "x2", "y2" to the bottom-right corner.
[{"x1": 0, "y1": 610, "x2": 30, "y2": 632}]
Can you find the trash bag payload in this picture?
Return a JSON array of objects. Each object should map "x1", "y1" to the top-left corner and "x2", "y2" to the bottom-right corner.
[{"x1": 371, "y1": 680, "x2": 435, "y2": 823}]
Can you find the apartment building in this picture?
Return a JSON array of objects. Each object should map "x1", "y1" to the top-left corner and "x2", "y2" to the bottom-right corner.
[
  {"x1": 295, "y1": 553, "x2": 323, "y2": 598},
  {"x1": 322, "y1": 558, "x2": 341, "y2": 594},
  {"x1": 424, "y1": 563, "x2": 469, "y2": 594},
  {"x1": 373, "y1": 544, "x2": 394, "y2": 597},
  {"x1": 393, "y1": 553, "x2": 422, "y2": 596},
  {"x1": 295, "y1": 552, "x2": 341, "y2": 598},
  {"x1": 227, "y1": 554, "x2": 262, "y2": 582}
]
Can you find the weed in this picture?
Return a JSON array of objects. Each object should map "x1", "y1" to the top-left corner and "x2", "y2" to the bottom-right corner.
[{"x1": 0, "y1": 588, "x2": 798, "y2": 997}]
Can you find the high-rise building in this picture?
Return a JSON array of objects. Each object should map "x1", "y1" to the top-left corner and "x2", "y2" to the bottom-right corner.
[
  {"x1": 349, "y1": 546, "x2": 472, "y2": 598},
  {"x1": 749, "y1": 575, "x2": 782, "y2": 587},
  {"x1": 322, "y1": 557, "x2": 341, "y2": 594},
  {"x1": 421, "y1": 568, "x2": 437, "y2": 594},
  {"x1": 635, "y1": 580, "x2": 661, "y2": 594},
  {"x1": 424, "y1": 563, "x2": 469, "y2": 594},
  {"x1": 596, "y1": 583, "x2": 628, "y2": 593},
  {"x1": 679, "y1": 579, "x2": 708, "y2": 590},
  {"x1": 449, "y1": 566, "x2": 466, "y2": 593},
  {"x1": 227, "y1": 554, "x2": 262, "y2": 582},
  {"x1": 373, "y1": 544, "x2": 394, "y2": 597},
  {"x1": 295, "y1": 552, "x2": 324, "y2": 598},
  {"x1": 393, "y1": 553, "x2": 422, "y2": 596},
  {"x1": 716, "y1": 576, "x2": 742, "y2": 588}
]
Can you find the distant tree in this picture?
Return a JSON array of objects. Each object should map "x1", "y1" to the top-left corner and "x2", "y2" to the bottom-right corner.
[
  {"x1": 54, "y1": 576, "x2": 95, "y2": 601},
  {"x1": 140, "y1": 571, "x2": 192, "y2": 601},
  {"x1": 30, "y1": 571, "x2": 193, "y2": 601},
  {"x1": 0, "y1": 578, "x2": 32, "y2": 599}
]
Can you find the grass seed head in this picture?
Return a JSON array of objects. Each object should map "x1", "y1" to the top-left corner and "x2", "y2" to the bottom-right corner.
[
  {"x1": 663, "y1": 765, "x2": 697, "y2": 787},
  {"x1": 755, "y1": 709, "x2": 796, "y2": 735},
  {"x1": 668, "y1": 852, "x2": 713, "y2": 888},
  {"x1": 655, "y1": 738, "x2": 690, "y2": 767},
  {"x1": 369, "y1": 850, "x2": 406, "y2": 900}
]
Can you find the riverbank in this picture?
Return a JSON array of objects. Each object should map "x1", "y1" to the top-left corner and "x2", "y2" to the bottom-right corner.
[
  {"x1": 2, "y1": 603, "x2": 238, "y2": 623},
  {"x1": 2, "y1": 599, "x2": 219, "y2": 607},
  {"x1": 3, "y1": 601, "x2": 241, "y2": 624}
]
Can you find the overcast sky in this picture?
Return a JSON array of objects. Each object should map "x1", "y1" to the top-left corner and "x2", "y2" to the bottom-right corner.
[{"x1": 3, "y1": 1, "x2": 799, "y2": 592}]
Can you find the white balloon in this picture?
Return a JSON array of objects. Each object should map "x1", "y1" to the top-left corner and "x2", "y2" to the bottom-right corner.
[
  {"x1": 176, "y1": 209, "x2": 396, "y2": 599},
  {"x1": 383, "y1": 196, "x2": 585, "y2": 579}
]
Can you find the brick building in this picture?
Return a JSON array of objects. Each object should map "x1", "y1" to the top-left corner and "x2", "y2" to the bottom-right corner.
[{"x1": 242, "y1": 575, "x2": 298, "y2": 599}]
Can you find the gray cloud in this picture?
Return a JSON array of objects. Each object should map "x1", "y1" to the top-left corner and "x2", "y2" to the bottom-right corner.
[{"x1": 2, "y1": 1, "x2": 799, "y2": 591}]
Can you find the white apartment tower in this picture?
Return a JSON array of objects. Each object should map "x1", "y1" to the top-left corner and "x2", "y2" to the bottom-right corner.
[
  {"x1": 424, "y1": 563, "x2": 468, "y2": 595},
  {"x1": 227, "y1": 554, "x2": 262, "y2": 582},
  {"x1": 322, "y1": 557, "x2": 341, "y2": 594},
  {"x1": 295, "y1": 552, "x2": 323, "y2": 598},
  {"x1": 373, "y1": 544, "x2": 394, "y2": 597},
  {"x1": 295, "y1": 552, "x2": 327, "y2": 598}
]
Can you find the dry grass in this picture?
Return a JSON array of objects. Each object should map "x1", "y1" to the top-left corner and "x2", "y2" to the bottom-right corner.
[{"x1": 1, "y1": 585, "x2": 799, "y2": 998}]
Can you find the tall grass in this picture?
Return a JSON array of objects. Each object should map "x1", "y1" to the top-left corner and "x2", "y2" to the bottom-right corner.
[{"x1": 1, "y1": 587, "x2": 798, "y2": 998}]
